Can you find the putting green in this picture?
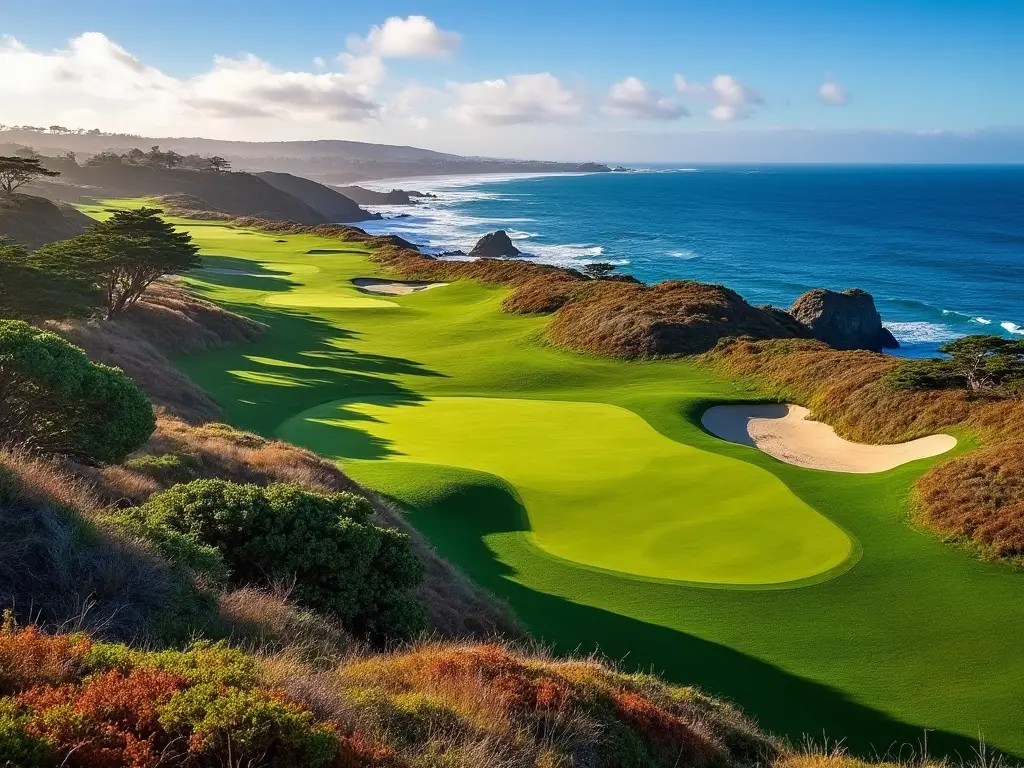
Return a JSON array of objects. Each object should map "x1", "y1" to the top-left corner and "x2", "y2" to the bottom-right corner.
[
  {"x1": 263, "y1": 291, "x2": 397, "y2": 309},
  {"x1": 279, "y1": 396, "x2": 853, "y2": 584}
]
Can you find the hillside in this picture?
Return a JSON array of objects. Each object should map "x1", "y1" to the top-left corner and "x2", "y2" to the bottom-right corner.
[
  {"x1": 0, "y1": 193, "x2": 91, "y2": 248},
  {"x1": 255, "y1": 171, "x2": 381, "y2": 222},
  {"x1": 2, "y1": 128, "x2": 614, "y2": 184},
  {"x1": 29, "y1": 164, "x2": 333, "y2": 224}
]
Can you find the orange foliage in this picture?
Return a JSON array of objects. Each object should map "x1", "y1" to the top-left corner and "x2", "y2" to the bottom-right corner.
[
  {"x1": 17, "y1": 668, "x2": 187, "y2": 768},
  {"x1": 0, "y1": 624, "x2": 91, "y2": 695}
]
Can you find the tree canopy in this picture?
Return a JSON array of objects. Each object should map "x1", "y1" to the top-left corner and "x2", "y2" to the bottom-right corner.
[
  {"x1": 0, "y1": 239, "x2": 101, "y2": 320},
  {"x1": 32, "y1": 207, "x2": 201, "y2": 319},
  {"x1": 0, "y1": 320, "x2": 154, "y2": 463},
  {"x1": 0, "y1": 156, "x2": 60, "y2": 195},
  {"x1": 886, "y1": 335, "x2": 1024, "y2": 397}
]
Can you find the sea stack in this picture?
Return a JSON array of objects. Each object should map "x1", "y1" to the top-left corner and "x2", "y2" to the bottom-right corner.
[
  {"x1": 469, "y1": 230, "x2": 521, "y2": 258},
  {"x1": 790, "y1": 288, "x2": 899, "y2": 351}
]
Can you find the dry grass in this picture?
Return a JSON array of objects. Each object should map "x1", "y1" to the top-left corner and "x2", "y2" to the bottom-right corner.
[
  {"x1": 0, "y1": 448, "x2": 202, "y2": 643},
  {"x1": 706, "y1": 338, "x2": 1024, "y2": 562},
  {"x1": 50, "y1": 281, "x2": 265, "y2": 422},
  {"x1": 265, "y1": 639, "x2": 774, "y2": 768},
  {"x1": 219, "y1": 587, "x2": 357, "y2": 663}
]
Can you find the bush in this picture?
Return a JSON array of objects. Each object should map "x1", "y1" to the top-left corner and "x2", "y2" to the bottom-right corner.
[
  {"x1": 159, "y1": 683, "x2": 337, "y2": 767},
  {"x1": 0, "y1": 321, "x2": 154, "y2": 463},
  {"x1": 127, "y1": 480, "x2": 426, "y2": 642}
]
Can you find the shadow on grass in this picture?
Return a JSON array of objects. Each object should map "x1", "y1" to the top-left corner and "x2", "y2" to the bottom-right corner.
[
  {"x1": 174, "y1": 302, "x2": 445, "y2": 457},
  {"x1": 189, "y1": 255, "x2": 298, "y2": 292},
  {"x1": 359, "y1": 463, "x2": 992, "y2": 762}
]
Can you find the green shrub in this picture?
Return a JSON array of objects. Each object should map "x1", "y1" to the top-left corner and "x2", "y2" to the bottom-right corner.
[
  {"x1": 159, "y1": 683, "x2": 337, "y2": 767},
  {"x1": 85, "y1": 640, "x2": 260, "y2": 688},
  {"x1": 0, "y1": 321, "x2": 154, "y2": 463},
  {"x1": 123, "y1": 452, "x2": 203, "y2": 484},
  {"x1": 129, "y1": 480, "x2": 426, "y2": 642},
  {"x1": 0, "y1": 699, "x2": 52, "y2": 768}
]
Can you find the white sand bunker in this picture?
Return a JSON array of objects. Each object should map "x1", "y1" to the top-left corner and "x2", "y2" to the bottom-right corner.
[
  {"x1": 701, "y1": 404, "x2": 956, "y2": 473},
  {"x1": 352, "y1": 278, "x2": 447, "y2": 295}
]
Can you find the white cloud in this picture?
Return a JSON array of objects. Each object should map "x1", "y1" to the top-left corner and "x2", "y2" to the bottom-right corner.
[
  {"x1": 448, "y1": 73, "x2": 585, "y2": 125},
  {"x1": 818, "y1": 80, "x2": 848, "y2": 105},
  {"x1": 674, "y1": 75, "x2": 706, "y2": 98},
  {"x1": 0, "y1": 32, "x2": 385, "y2": 132},
  {"x1": 604, "y1": 77, "x2": 686, "y2": 120},
  {"x1": 675, "y1": 73, "x2": 763, "y2": 122},
  {"x1": 188, "y1": 55, "x2": 380, "y2": 121},
  {"x1": 356, "y1": 15, "x2": 460, "y2": 59}
]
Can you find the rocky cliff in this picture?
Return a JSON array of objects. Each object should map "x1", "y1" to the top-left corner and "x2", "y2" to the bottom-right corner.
[{"x1": 790, "y1": 288, "x2": 899, "y2": 351}]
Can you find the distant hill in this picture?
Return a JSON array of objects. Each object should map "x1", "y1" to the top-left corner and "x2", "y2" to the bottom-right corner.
[
  {"x1": 255, "y1": 172, "x2": 381, "y2": 222},
  {"x1": 0, "y1": 194, "x2": 91, "y2": 248},
  {"x1": 1, "y1": 128, "x2": 613, "y2": 184}
]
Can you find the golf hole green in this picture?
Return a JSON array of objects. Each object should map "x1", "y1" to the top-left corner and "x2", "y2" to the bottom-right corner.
[{"x1": 279, "y1": 396, "x2": 854, "y2": 585}]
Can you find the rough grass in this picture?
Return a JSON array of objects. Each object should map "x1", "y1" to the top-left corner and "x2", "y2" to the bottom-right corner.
[
  {"x1": 706, "y1": 338, "x2": 1024, "y2": 561},
  {"x1": 0, "y1": 448, "x2": 206, "y2": 643},
  {"x1": 50, "y1": 281, "x2": 265, "y2": 422}
]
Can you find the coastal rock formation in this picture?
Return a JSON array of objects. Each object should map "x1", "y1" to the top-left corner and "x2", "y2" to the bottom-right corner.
[
  {"x1": 469, "y1": 231, "x2": 521, "y2": 259},
  {"x1": 548, "y1": 280, "x2": 811, "y2": 358},
  {"x1": 790, "y1": 288, "x2": 899, "y2": 351}
]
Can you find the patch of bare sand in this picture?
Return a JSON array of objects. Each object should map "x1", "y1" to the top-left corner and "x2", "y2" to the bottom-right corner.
[
  {"x1": 352, "y1": 278, "x2": 447, "y2": 295},
  {"x1": 701, "y1": 403, "x2": 956, "y2": 473}
]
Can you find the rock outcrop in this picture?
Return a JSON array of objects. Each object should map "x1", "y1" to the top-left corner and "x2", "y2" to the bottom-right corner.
[
  {"x1": 790, "y1": 288, "x2": 899, "y2": 351},
  {"x1": 469, "y1": 231, "x2": 521, "y2": 259}
]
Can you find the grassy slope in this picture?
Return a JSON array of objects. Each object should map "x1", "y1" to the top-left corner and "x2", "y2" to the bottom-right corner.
[{"x1": 80, "y1": 202, "x2": 1024, "y2": 758}]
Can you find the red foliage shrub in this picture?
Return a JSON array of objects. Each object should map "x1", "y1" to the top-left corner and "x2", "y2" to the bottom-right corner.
[
  {"x1": 16, "y1": 668, "x2": 187, "y2": 768},
  {"x1": 0, "y1": 624, "x2": 91, "y2": 695},
  {"x1": 613, "y1": 689, "x2": 719, "y2": 764},
  {"x1": 332, "y1": 732, "x2": 405, "y2": 767}
]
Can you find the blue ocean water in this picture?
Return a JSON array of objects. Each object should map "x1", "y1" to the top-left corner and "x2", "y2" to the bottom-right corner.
[{"x1": 356, "y1": 166, "x2": 1024, "y2": 357}]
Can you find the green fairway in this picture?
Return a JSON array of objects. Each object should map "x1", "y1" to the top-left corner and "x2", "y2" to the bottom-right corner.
[
  {"x1": 82, "y1": 201, "x2": 1024, "y2": 759},
  {"x1": 280, "y1": 396, "x2": 852, "y2": 584}
]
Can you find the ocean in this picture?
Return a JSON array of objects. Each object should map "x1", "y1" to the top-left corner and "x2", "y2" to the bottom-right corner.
[{"x1": 353, "y1": 165, "x2": 1024, "y2": 357}]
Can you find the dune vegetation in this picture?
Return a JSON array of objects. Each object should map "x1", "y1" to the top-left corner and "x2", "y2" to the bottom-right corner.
[{"x1": 48, "y1": 200, "x2": 1019, "y2": 760}]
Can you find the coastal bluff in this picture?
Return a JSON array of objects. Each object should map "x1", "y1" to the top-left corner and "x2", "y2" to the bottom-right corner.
[{"x1": 791, "y1": 288, "x2": 899, "y2": 351}]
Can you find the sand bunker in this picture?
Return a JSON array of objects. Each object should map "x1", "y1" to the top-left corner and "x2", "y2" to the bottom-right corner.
[
  {"x1": 352, "y1": 278, "x2": 447, "y2": 295},
  {"x1": 702, "y1": 404, "x2": 956, "y2": 473}
]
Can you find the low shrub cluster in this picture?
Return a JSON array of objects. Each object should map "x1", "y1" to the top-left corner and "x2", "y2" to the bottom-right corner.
[
  {"x1": 707, "y1": 338, "x2": 1024, "y2": 561},
  {"x1": 0, "y1": 621, "x2": 786, "y2": 768},
  {"x1": 0, "y1": 623, "x2": 340, "y2": 768},
  {"x1": 116, "y1": 480, "x2": 426, "y2": 643}
]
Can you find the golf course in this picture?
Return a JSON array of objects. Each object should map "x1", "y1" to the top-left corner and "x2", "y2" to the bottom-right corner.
[{"x1": 83, "y1": 201, "x2": 1024, "y2": 758}]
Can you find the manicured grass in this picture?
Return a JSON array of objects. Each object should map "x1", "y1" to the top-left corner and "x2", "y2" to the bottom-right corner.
[
  {"x1": 279, "y1": 396, "x2": 852, "y2": 585},
  {"x1": 85, "y1": 201, "x2": 1024, "y2": 759}
]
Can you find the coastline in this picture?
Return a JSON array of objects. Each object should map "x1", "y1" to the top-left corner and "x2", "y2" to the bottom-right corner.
[{"x1": 335, "y1": 167, "x2": 1024, "y2": 358}]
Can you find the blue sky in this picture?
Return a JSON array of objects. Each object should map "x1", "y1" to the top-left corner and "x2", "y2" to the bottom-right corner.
[{"x1": 2, "y1": 1, "x2": 1022, "y2": 161}]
